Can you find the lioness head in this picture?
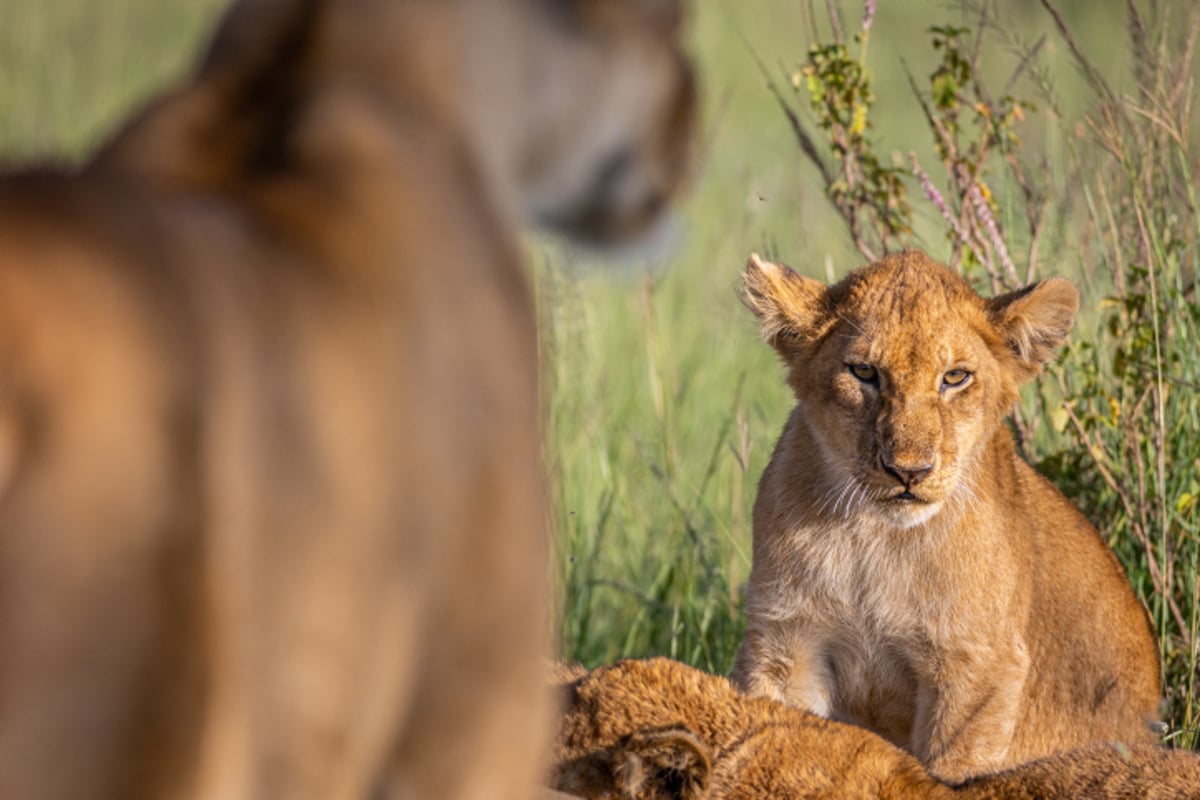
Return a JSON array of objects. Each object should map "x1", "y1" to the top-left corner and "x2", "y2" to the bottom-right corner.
[
  {"x1": 743, "y1": 250, "x2": 1078, "y2": 529},
  {"x1": 116, "y1": 0, "x2": 696, "y2": 251},
  {"x1": 517, "y1": 0, "x2": 697, "y2": 245}
]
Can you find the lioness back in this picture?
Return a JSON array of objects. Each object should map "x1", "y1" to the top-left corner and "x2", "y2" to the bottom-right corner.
[
  {"x1": 732, "y1": 250, "x2": 1159, "y2": 781},
  {"x1": 0, "y1": 0, "x2": 694, "y2": 798}
]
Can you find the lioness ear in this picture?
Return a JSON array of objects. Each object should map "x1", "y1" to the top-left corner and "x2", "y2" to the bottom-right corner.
[
  {"x1": 201, "y1": 0, "x2": 322, "y2": 76},
  {"x1": 742, "y1": 253, "x2": 829, "y2": 358},
  {"x1": 570, "y1": 0, "x2": 683, "y2": 37},
  {"x1": 986, "y1": 277, "x2": 1079, "y2": 378},
  {"x1": 633, "y1": 0, "x2": 684, "y2": 36},
  {"x1": 614, "y1": 727, "x2": 711, "y2": 800}
]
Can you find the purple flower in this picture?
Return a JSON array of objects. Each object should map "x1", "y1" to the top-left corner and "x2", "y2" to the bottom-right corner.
[
  {"x1": 967, "y1": 181, "x2": 1018, "y2": 286},
  {"x1": 910, "y1": 152, "x2": 961, "y2": 239}
]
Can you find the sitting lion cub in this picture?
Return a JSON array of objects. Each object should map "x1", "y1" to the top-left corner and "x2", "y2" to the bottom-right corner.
[
  {"x1": 551, "y1": 658, "x2": 1200, "y2": 800},
  {"x1": 730, "y1": 250, "x2": 1161, "y2": 781}
]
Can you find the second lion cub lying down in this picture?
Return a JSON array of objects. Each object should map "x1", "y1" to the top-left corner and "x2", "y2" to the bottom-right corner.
[
  {"x1": 731, "y1": 250, "x2": 1161, "y2": 780},
  {"x1": 550, "y1": 658, "x2": 1200, "y2": 800}
]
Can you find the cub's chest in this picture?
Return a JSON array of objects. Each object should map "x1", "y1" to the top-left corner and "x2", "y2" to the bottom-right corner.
[
  {"x1": 764, "y1": 518, "x2": 949, "y2": 630},
  {"x1": 765, "y1": 522, "x2": 945, "y2": 745}
]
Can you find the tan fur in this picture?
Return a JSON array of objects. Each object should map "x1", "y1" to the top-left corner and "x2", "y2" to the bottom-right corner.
[
  {"x1": 0, "y1": 1, "x2": 694, "y2": 798},
  {"x1": 550, "y1": 661, "x2": 593, "y2": 685},
  {"x1": 550, "y1": 658, "x2": 1200, "y2": 800},
  {"x1": 730, "y1": 250, "x2": 1161, "y2": 781}
]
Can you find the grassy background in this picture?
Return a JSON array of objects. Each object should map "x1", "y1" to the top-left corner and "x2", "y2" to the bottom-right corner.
[
  {"x1": 3, "y1": 0, "x2": 1197, "y2": 745},
  {"x1": 544, "y1": 0, "x2": 1200, "y2": 747}
]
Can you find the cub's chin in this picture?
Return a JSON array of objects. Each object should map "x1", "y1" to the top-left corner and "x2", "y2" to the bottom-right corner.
[{"x1": 873, "y1": 495, "x2": 943, "y2": 530}]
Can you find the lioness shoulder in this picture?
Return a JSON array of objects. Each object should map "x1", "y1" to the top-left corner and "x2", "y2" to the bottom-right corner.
[
  {"x1": 730, "y1": 250, "x2": 1160, "y2": 781},
  {"x1": 0, "y1": 0, "x2": 694, "y2": 797}
]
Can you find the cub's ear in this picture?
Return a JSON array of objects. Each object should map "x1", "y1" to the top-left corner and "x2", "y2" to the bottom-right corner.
[
  {"x1": 986, "y1": 277, "x2": 1079, "y2": 379},
  {"x1": 742, "y1": 253, "x2": 830, "y2": 358},
  {"x1": 614, "y1": 727, "x2": 711, "y2": 800}
]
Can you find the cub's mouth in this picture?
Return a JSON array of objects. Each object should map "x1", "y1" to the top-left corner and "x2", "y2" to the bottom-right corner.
[
  {"x1": 876, "y1": 455, "x2": 936, "y2": 505},
  {"x1": 887, "y1": 489, "x2": 928, "y2": 504}
]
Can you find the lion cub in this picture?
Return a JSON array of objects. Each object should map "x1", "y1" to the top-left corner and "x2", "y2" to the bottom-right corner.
[
  {"x1": 551, "y1": 658, "x2": 1200, "y2": 800},
  {"x1": 730, "y1": 250, "x2": 1161, "y2": 781}
]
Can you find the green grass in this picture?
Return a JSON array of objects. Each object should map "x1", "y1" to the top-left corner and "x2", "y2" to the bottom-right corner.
[
  {"x1": 3, "y1": 0, "x2": 1197, "y2": 748},
  {"x1": 0, "y1": 0, "x2": 225, "y2": 160}
]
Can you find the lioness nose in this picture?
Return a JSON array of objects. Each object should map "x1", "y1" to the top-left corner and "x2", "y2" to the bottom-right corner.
[{"x1": 881, "y1": 458, "x2": 933, "y2": 487}]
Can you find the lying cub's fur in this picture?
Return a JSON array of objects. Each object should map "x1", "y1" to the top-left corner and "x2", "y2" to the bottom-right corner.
[
  {"x1": 0, "y1": 1, "x2": 694, "y2": 798},
  {"x1": 731, "y1": 251, "x2": 1160, "y2": 780},
  {"x1": 551, "y1": 658, "x2": 1200, "y2": 799}
]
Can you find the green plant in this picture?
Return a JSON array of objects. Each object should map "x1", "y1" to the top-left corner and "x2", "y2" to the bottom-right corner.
[{"x1": 790, "y1": 30, "x2": 913, "y2": 260}]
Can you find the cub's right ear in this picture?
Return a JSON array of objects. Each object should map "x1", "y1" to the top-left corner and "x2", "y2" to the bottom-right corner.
[
  {"x1": 986, "y1": 276, "x2": 1079, "y2": 382},
  {"x1": 614, "y1": 727, "x2": 711, "y2": 800},
  {"x1": 742, "y1": 253, "x2": 830, "y2": 357}
]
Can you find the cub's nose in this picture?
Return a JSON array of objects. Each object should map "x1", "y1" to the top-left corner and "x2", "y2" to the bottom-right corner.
[{"x1": 880, "y1": 457, "x2": 933, "y2": 488}]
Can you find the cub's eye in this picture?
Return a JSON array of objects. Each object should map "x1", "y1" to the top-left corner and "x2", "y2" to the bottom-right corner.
[
  {"x1": 942, "y1": 369, "x2": 972, "y2": 389},
  {"x1": 847, "y1": 364, "x2": 878, "y2": 383}
]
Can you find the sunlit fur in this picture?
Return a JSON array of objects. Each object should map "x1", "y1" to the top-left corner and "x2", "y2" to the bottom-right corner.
[
  {"x1": 551, "y1": 658, "x2": 1200, "y2": 800},
  {"x1": 731, "y1": 250, "x2": 1161, "y2": 781}
]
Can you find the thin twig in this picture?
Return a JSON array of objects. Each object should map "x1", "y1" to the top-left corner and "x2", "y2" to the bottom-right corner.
[
  {"x1": 744, "y1": 41, "x2": 835, "y2": 189},
  {"x1": 1039, "y1": 0, "x2": 1119, "y2": 109},
  {"x1": 824, "y1": 0, "x2": 845, "y2": 44},
  {"x1": 1003, "y1": 34, "x2": 1047, "y2": 96}
]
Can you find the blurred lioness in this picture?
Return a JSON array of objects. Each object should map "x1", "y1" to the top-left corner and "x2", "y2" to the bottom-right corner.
[{"x1": 0, "y1": 0, "x2": 694, "y2": 798}]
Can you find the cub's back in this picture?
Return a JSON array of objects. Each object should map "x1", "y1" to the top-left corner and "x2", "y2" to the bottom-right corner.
[{"x1": 1014, "y1": 458, "x2": 1161, "y2": 761}]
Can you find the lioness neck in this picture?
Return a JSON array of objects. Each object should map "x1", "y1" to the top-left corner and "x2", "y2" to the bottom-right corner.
[{"x1": 318, "y1": 0, "x2": 562, "y2": 222}]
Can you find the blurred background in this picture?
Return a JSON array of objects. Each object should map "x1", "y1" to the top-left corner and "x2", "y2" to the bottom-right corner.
[{"x1": 3, "y1": 0, "x2": 1197, "y2": 744}]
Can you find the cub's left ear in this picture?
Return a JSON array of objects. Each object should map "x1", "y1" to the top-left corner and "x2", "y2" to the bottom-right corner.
[
  {"x1": 986, "y1": 277, "x2": 1079, "y2": 378},
  {"x1": 614, "y1": 727, "x2": 711, "y2": 800},
  {"x1": 742, "y1": 252, "x2": 830, "y2": 360}
]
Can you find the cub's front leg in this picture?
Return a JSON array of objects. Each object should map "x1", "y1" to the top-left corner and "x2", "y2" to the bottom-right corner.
[
  {"x1": 730, "y1": 620, "x2": 834, "y2": 717},
  {"x1": 914, "y1": 635, "x2": 1031, "y2": 782}
]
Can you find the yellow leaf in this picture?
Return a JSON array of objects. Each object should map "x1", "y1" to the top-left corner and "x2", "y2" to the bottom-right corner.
[{"x1": 851, "y1": 103, "x2": 868, "y2": 136}]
